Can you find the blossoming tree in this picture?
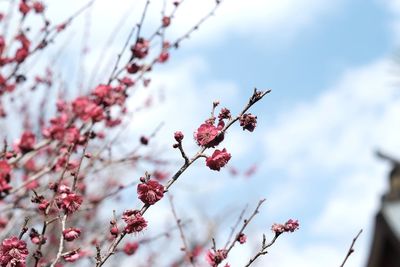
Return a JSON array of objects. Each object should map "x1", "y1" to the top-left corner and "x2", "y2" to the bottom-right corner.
[{"x1": 0, "y1": 1, "x2": 305, "y2": 266}]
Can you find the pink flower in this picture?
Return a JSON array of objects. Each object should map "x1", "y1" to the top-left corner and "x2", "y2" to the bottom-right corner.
[
  {"x1": 17, "y1": 131, "x2": 35, "y2": 153},
  {"x1": 32, "y1": 1, "x2": 45, "y2": 13},
  {"x1": 131, "y1": 38, "x2": 149, "y2": 59},
  {"x1": 14, "y1": 47, "x2": 29, "y2": 63},
  {"x1": 122, "y1": 210, "x2": 147, "y2": 234},
  {"x1": 158, "y1": 51, "x2": 169, "y2": 63},
  {"x1": 63, "y1": 127, "x2": 80, "y2": 146},
  {"x1": 126, "y1": 63, "x2": 140, "y2": 74},
  {"x1": 271, "y1": 223, "x2": 285, "y2": 234},
  {"x1": 284, "y1": 219, "x2": 300, "y2": 232},
  {"x1": 206, "y1": 149, "x2": 231, "y2": 171},
  {"x1": 123, "y1": 242, "x2": 139, "y2": 255},
  {"x1": 63, "y1": 228, "x2": 81, "y2": 242},
  {"x1": 0, "y1": 236, "x2": 29, "y2": 267},
  {"x1": 0, "y1": 161, "x2": 11, "y2": 180},
  {"x1": 239, "y1": 113, "x2": 257, "y2": 132},
  {"x1": 63, "y1": 250, "x2": 80, "y2": 262},
  {"x1": 18, "y1": 1, "x2": 30, "y2": 16},
  {"x1": 237, "y1": 233, "x2": 247, "y2": 244},
  {"x1": 72, "y1": 97, "x2": 104, "y2": 122},
  {"x1": 191, "y1": 245, "x2": 203, "y2": 258},
  {"x1": 153, "y1": 170, "x2": 169, "y2": 181},
  {"x1": 271, "y1": 219, "x2": 299, "y2": 235},
  {"x1": 0, "y1": 218, "x2": 8, "y2": 229},
  {"x1": 56, "y1": 192, "x2": 83, "y2": 214},
  {"x1": 92, "y1": 84, "x2": 124, "y2": 107},
  {"x1": 42, "y1": 114, "x2": 68, "y2": 141},
  {"x1": 29, "y1": 229, "x2": 46, "y2": 245},
  {"x1": 110, "y1": 224, "x2": 119, "y2": 236},
  {"x1": 92, "y1": 84, "x2": 111, "y2": 100},
  {"x1": 205, "y1": 249, "x2": 227, "y2": 266},
  {"x1": 194, "y1": 123, "x2": 224, "y2": 148},
  {"x1": 37, "y1": 199, "x2": 49, "y2": 212},
  {"x1": 218, "y1": 108, "x2": 231, "y2": 120},
  {"x1": 120, "y1": 77, "x2": 135, "y2": 87},
  {"x1": 0, "y1": 160, "x2": 12, "y2": 196},
  {"x1": 174, "y1": 131, "x2": 184, "y2": 142},
  {"x1": 162, "y1": 16, "x2": 171, "y2": 27},
  {"x1": 137, "y1": 180, "x2": 164, "y2": 205}
]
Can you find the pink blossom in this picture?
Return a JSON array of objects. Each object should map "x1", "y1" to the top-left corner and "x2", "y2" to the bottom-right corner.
[
  {"x1": 37, "y1": 199, "x2": 49, "y2": 212},
  {"x1": 63, "y1": 127, "x2": 80, "y2": 146},
  {"x1": 17, "y1": 131, "x2": 35, "y2": 153},
  {"x1": 205, "y1": 249, "x2": 227, "y2": 266},
  {"x1": 14, "y1": 47, "x2": 29, "y2": 63},
  {"x1": 120, "y1": 77, "x2": 135, "y2": 87},
  {"x1": 63, "y1": 250, "x2": 80, "y2": 262},
  {"x1": 284, "y1": 219, "x2": 300, "y2": 232},
  {"x1": 137, "y1": 180, "x2": 164, "y2": 205},
  {"x1": 158, "y1": 51, "x2": 169, "y2": 63},
  {"x1": 92, "y1": 84, "x2": 111, "y2": 100},
  {"x1": 92, "y1": 84, "x2": 124, "y2": 107},
  {"x1": 0, "y1": 236, "x2": 28, "y2": 267},
  {"x1": 218, "y1": 108, "x2": 231, "y2": 120},
  {"x1": 237, "y1": 233, "x2": 247, "y2": 244},
  {"x1": 18, "y1": 1, "x2": 30, "y2": 16},
  {"x1": 191, "y1": 245, "x2": 203, "y2": 258},
  {"x1": 123, "y1": 242, "x2": 139, "y2": 255},
  {"x1": 72, "y1": 97, "x2": 104, "y2": 122},
  {"x1": 32, "y1": 1, "x2": 45, "y2": 13},
  {"x1": 194, "y1": 123, "x2": 224, "y2": 148},
  {"x1": 206, "y1": 148, "x2": 231, "y2": 171},
  {"x1": 162, "y1": 16, "x2": 171, "y2": 27},
  {"x1": 239, "y1": 113, "x2": 257, "y2": 132},
  {"x1": 122, "y1": 210, "x2": 147, "y2": 234},
  {"x1": 109, "y1": 224, "x2": 119, "y2": 237},
  {"x1": 174, "y1": 131, "x2": 184, "y2": 142},
  {"x1": 29, "y1": 229, "x2": 46, "y2": 245},
  {"x1": 0, "y1": 218, "x2": 7, "y2": 229},
  {"x1": 56, "y1": 192, "x2": 83, "y2": 214},
  {"x1": 42, "y1": 114, "x2": 70, "y2": 141},
  {"x1": 0, "y1": 160, "x2": 12, "y2": 195},
  {"x1": 153, "y1": 170, "x2": 169, "y2": 181},
  {"x1": 131, "y1": 38, "x2": 149, "y2": 59},
  {"x1": 271, "y1": 223, "x2": 285, "y2": 234},
  {"x1": 0, "y1": 161, "x2": 11, "y2": 181},
  {"x1": 63, "y1": 228, "x2": 81, "y2": 242},
  {"x1": 271, "y1": 219, "x2": 299, "y2": 235},
  {"x1": 126, "y1": 63, "x2": 140, "y2": 74}
]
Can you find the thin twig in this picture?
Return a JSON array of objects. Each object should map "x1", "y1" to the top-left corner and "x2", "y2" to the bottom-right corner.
[
  {"x1": 168, "y1": 195, "x2": 195, "y2": 266},
  {"x1": 225, "y1": 199, "x2": 266, "y2": 254},
  {"x1": 244, "y1": 234, "x2": 279, "y2": 267},
  {"x1": 224, "y1": 205, "x2": 248, "y2": 249},
  {"x1": 50, "y1": 214, "x2": 67, "y2": 267},
  {"x1": 339, "y1": 229, "x2": 363, "y2": 267}
]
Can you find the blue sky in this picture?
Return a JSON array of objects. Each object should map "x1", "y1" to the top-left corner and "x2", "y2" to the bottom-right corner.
[
  {"x1": 151, "y1": 0, "x2": 400, "y2": 266},
  {"x1": 15, "y1": 0, "x2": 400, "y2": 266}
]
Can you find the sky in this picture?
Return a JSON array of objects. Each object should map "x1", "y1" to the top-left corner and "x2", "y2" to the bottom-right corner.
[
  {"x1": 129, "y1": 0, "x2": 400, "y2": 266},
  {"x1": 7, "y1": 0, "x2": 400, "y2": 266},
  {"x1": 138, "y1": 0, "x2": 400, "y2": 266}
]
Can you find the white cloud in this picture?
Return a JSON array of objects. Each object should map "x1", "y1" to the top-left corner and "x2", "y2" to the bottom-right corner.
[
  {"x1": 260, "y1": 57, "x2": 400, "y2": 266},
  {"x1": 263, "y1": 59, "x2": 400, "y2": 176},
  {"x1": 44, "y1": 0, "x2": 342, "y2": 53}
]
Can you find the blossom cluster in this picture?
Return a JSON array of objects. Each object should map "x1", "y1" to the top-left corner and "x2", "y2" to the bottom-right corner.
[
  {"x1": 0, "y1": 0, "x2": 299, "y2": 266},
  {"x1": 271, "y1": 219, "x2": 300, "y2": 235}
]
